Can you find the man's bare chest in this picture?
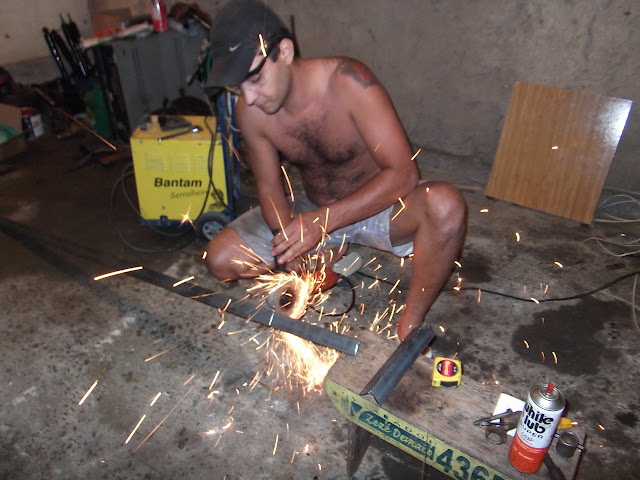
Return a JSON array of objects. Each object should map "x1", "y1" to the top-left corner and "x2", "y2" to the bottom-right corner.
[{"x1": 266, "y1": 108, "x2": 364, "y2": 167}]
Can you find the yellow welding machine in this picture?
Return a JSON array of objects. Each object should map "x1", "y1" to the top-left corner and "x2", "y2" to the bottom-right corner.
[{"x1": 130, "y1": 115, "x2": 229, "y2": 226}]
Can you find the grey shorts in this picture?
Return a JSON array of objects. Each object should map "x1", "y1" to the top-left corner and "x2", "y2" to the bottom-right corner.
[{"x1": 228, "y1": 197, "x2": 414, "y2": 264}]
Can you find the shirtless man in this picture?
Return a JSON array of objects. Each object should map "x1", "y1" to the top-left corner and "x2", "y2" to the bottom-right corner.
[{"x1": 204, "y1": 0, "x2": 466, "y2": 341}]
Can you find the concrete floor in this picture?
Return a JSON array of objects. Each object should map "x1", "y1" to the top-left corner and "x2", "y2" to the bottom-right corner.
[{"x1": 0, "y1": 134, "x2": 639, "y2": 480}]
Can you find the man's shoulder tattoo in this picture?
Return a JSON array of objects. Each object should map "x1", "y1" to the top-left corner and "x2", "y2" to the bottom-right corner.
[{"x1": 336, "y1": 59, "x2": 378, "y2": 88}]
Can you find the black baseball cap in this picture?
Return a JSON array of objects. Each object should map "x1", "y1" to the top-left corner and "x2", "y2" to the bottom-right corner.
[{"x1": 207, "y1": 0, "x2": 291, "y2": 87}]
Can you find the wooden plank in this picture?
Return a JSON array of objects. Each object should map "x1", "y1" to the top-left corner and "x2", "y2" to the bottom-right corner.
[
  {"x1": 486, "y1": 82, "x2": 632, "y2": 224},
  {"x1": 325, "y1": 328, "x2": 582, "y2": 479}
]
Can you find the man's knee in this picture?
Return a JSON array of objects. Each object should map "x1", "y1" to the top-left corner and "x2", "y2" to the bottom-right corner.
[
  {"x1": 419, "y1": 182, "x2": 467, "y2": 237},
  {"x1": 204, "y1": 229, "x2": 243, "y2": 281}
]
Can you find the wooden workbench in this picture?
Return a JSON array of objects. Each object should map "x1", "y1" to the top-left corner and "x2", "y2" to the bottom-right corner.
[{"x1": 325, "y1": 328, "x2": 582, "y2": 479}]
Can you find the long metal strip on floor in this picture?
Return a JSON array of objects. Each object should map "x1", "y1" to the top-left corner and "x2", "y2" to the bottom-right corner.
[{"x1": 0, "y1": 217, "x2": 360, "y2": 356}]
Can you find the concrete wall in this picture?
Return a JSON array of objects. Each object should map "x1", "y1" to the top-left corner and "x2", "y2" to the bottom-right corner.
[{"x1": 1, "y1": 0, "x2": 638, "y2": 190}]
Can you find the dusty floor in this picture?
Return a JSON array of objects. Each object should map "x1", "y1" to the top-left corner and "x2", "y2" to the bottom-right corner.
[{"x1": 0, "y1": 134, "x2": 639, "y2": 479}]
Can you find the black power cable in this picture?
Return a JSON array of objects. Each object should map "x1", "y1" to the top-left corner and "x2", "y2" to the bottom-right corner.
[{"x1": 356, "y1": 269, "x2": 640, "y2": 304}]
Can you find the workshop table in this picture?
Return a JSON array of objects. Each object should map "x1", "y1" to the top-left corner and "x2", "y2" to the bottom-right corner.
[{"x1": 325, "y1": 328, "x2": 583, "y2": 479}]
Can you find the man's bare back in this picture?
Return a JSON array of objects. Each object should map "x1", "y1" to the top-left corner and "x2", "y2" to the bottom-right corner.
[{"x1": 239, "y1": 57, "x2": 385, "y2": 206}]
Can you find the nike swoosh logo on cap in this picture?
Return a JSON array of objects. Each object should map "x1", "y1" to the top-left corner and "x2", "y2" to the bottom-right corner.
[{"x1": 229, "y1": 43, "x2": 241, "y2": 52}]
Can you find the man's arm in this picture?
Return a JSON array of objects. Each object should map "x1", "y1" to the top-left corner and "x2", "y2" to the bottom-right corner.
[
  {"x1": 236, "y1": 101, "x2": 291, "y2": 234},
  {"x1": 273, "y1": 59, "x2": 418, "y2": 264}
]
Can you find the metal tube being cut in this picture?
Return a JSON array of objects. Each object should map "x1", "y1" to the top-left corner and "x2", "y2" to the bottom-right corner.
[{"x1": 0, "y1": 217, "x2": 360, "y2": 356}]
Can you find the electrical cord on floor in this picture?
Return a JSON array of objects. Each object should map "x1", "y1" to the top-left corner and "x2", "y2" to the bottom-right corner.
[
  {"x1": 355, "y1": 268, "x2": 640, "y2": 304},
  {"x1": 308, "y1": 275, "x2": 356, "y2": 317}
]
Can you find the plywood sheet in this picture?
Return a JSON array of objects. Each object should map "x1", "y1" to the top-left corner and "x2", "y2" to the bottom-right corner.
[{"x1": 486, "y1": 82, "x2": 632, "y2": 223}]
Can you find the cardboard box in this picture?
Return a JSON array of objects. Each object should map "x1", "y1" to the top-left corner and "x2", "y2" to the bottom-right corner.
[
  {"x1": 92, "y1": 8, "x2": 132, "y2": 34},
  {"x1": 0, "y1": 104, "x2": 27, "y2": 163}
]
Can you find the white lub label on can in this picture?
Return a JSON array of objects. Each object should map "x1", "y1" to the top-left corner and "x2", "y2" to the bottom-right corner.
[{"x1": 516, "y1": 396, "x2": 563, "y2": 448}]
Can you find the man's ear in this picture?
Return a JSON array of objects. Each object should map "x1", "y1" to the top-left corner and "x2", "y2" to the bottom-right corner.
[{"x1": 279, "y1": 38, "x2": 295, "y2": 65}]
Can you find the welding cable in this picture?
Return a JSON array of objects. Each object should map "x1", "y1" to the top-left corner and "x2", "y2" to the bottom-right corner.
[
  {"x1": 109, "y1": 114, "x2": 224, "y2": 253},
  {"x1": 308, "y1": 275, "x2": 356, "y2": 316},
  {"x1": 356, "y1": 268, "x2": 640, "y2": 304},
  {"x1": 109, "y1": 162, "x2": 197, "y2": 253}
]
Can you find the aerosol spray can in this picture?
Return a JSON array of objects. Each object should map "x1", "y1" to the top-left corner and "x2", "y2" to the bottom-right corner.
[{"x1": 508, "y1": 383, "x2": 565, "y2": 473}]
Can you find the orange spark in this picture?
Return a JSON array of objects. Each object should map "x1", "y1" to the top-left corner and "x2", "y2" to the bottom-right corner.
[
  {"x1": 524, "y1": 340, "x2": 530, "y2": 349},
  {"x1": 150, "y1": 392, "x2": 161, "y2": 406},
  {"x1": 388, "y1": 279, "x2": 400, "y2": 295},
  {"x1": 391, "y1": 198, "x2": 406, "y2": 221},
  {"x1": 259, "y1": 33, "x2": 267, "y2": 56},
  {"x1": 78, "y1": 380, "x2": 98, "y2": 405},
  {"x1": 144, "y1": 343, "x2": 183, "y2": 362},
  {"x1": 172, "y1": 275, "x2": 195, "y2": 287},
  {"x1": 531, "y1": 297, "x2": 540, "y2": 304},
  {"x1": 281, "y1": 165, "x2": 295, "y2": 202},
  {"x1": 552, "y1": 351, "x2": 558, "y2": 364},
  {"x1": 94, "y1": 266, "x2": 143, "y2": 281},
  {"x1": 268, "y1": 196, "x2": 289, "y2": 241},
  {"x1": 125, "y1": 414, "x2": 146, "y2": 444},
  {"x1": 554, "y1": 261, "x2": 564, "y2": 268},
  {"x1": 480, "y1": 208, "x2": 489, "y2": 213},
  {"x1": 273, "y1": 434, "x2": 279, "y2": 455},
  {"x1": 477, "y1": 289, "x2": 481, "y2": 303},
  {"x1": 515, "y1": 232, "x2": 520, "y2": 242},
  {"x1": 410, "y1": 148, "x2": 422, "y2": 161}
]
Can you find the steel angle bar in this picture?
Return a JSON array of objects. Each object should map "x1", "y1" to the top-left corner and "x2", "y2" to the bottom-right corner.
[
  {"x1": 0, "y1": 217, "x2": 360, "y2": 355},
  {"x1": 360, "y1": 322, "x2": 435, "y2": 405}
]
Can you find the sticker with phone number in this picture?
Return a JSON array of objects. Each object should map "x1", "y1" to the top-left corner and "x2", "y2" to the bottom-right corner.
[{"x1": 326, "y1": 379, "x2": 512, "y2": 480}]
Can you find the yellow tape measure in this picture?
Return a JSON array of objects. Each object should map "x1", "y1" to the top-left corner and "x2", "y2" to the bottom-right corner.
[{"x1": 432, "y1": 357, "x2": 462, "y2": 387}]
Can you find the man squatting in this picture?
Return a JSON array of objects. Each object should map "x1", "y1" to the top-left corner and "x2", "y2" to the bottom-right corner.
[{"x1": 204, "y1": 0, "x2": 467, "y2": 342}]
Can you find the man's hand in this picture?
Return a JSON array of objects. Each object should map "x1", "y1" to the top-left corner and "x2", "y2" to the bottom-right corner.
[{"x1": 271, "y1": 210, "x2": 327, "y2": 266}]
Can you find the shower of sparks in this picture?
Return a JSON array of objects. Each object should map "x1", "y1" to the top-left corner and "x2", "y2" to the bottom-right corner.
[
  {"x1": 410, "y1": 148, "x2": 422, "y2": 161},
  {"x1": 391, "y1": 198, "x2": 406, "y2": 221},
  {"x1": 94, "y1": 266, "x2": 143, "y2": 281},
  {"x1": 552, "y1": 351, "x2": 558, "y2": 364},
  {"x1": 515, "y1": 232, "x2": 520, "y2": 242},
  {"x1": 78, "y1": 380, "x2": 98, "y2": 405},
  {"x1": 554, "y1": 261, "x2": 564, "y2": 268},
  {"x1": 281, "y1": 165, "x2": 295, "y2": 202},
  {"x1": 125, "y1": 414, "x2": 146, "y2": 444},
  {"x1": 150, "y1": 392, "x2": 161, "y2": 406},
  {"x1": 259, "y1": 33, "x2": 267, "y2": 56},
  {"x1": 173, "y1": 276, "x2": 195, "y2": 287}
]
